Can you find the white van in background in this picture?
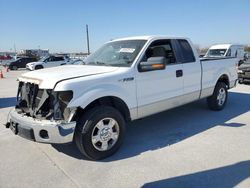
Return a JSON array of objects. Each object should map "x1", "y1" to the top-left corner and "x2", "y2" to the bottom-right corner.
[{"x1": 205, "y1": 44, "x2": 247, "y2": 65}]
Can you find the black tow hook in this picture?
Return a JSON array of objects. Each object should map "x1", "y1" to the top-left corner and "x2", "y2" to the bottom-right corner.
[{"x1": 5, "y1": 122, "x2": 10, "y2": 128}]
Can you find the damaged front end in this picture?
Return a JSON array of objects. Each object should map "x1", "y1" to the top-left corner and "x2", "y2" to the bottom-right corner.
[
  {"x1": 5, "y1": 81, "x2": 77, "y2": 144},
  {"x1": 16, "y1": 81, "x2": 76, "y2": 122}
]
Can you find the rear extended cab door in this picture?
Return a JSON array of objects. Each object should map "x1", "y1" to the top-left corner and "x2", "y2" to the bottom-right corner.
[{"x1": 172, "y1": 39, "x2": 202, "y2": 103}]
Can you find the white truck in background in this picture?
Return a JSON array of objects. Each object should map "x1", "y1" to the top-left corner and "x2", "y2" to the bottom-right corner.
[
  {"x1": 6, "y1": 36, "x2": 238, "y2": 160},
  {"x1": 205, "y1": 44, "x2": 248, "y2": 65}
]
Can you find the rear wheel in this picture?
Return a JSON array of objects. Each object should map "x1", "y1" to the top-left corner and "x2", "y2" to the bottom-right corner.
[
  {"x1": 35, "y1": 65, "x2": 43, "y2": 70},
  {"x1": 74, "y1": 106, "x2": 126, "y2": 160},
  {"x1": 207, "y1": 82, "x2": 228, "y2": 111}
]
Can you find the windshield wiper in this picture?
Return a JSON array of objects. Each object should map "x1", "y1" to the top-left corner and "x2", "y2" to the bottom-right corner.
[
  {"x1": 87, "y1": 61, "x2": 111, "y2": 66},
  {"x1": 96, "y1": 61, "x2": 106, "y2": 65}
]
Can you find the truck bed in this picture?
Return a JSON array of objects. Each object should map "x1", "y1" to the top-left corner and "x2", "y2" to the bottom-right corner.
[{"x1": 199, "y1": 57, "x2": 238, "y2": 99}]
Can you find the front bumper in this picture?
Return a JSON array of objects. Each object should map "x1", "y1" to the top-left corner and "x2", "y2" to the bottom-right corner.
[
  {"x1": 6, "y1": 109, "x2": 76, "y2": 144},
  {"x1": 25, "y1": 64, "x2": 34, "y2": 70},
  {"x1": 238, "y1": 72, "x2": 250, "y2": 83}
]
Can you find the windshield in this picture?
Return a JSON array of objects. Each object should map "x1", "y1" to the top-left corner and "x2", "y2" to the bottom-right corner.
[
  {"x1": 85, "y1": 40, "x2": 146, "y2": 67},
  {"x1": 207, "y1": 49, "x2": 227, "y2": 57}
]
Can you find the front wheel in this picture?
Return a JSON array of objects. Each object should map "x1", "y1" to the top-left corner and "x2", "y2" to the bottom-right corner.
[
  {"x1": 207, "y1": 82, "x2": 228, "y2": 111},
  {"x1": 35, "y1": 65, "x2": 43, "y2": 70},
  {"x1": 74, "y1": 106, "x2": 126, "y2": 160}
]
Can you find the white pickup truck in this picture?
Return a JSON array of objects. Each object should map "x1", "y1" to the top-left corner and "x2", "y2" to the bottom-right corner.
[{"x1": 6, "y1": 36, "x2": 238, "y2": 160}]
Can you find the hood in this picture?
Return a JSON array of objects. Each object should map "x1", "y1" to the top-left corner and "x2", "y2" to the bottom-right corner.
[
  {"x1": 27, "y1": 61, "x2": 43, "y2": 65},
  {"x1": 18, "y1": 65, "x2": 119, "y2": 89}
]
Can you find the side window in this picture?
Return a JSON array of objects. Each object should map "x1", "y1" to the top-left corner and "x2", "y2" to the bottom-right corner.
[
  {"x1": 53, "y1": 57, "x2": 59, "y2": 61},
  {"x1": 46, "y1": 57, "x2": 53, "y2": 62},
  {"x1": 177, "y1": 39, "x2": 195, "y2": 63},
  {"x1": 143, "y1": 40, "x2": 176, "y2": 64},
  {"x1": 226, "y1": 49, "x2": 231, "y2": 57},
  {"x1": 54, "y1": 57, "x2": 64, "y2": 61},
  {"x1": 51, "y1": 57, "x2": 56, "y2": 61}
]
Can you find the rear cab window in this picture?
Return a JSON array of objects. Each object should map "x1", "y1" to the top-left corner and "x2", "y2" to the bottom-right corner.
[{"x1": 176, "y1": 39, "x2": 196, "y2": 63}]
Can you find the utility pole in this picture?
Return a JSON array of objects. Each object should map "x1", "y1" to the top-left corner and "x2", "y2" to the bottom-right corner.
[
  {"x1": 86, "y1": 24, "x2": 90, "y2": 55},
  {"x1": 14, "y1": 43, "x2": 16, "y2": 53}
]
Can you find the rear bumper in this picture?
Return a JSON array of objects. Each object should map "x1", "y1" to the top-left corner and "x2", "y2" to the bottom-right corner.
[{"x1": 6, "y1": 109, "x2": 76, "y2": 144}]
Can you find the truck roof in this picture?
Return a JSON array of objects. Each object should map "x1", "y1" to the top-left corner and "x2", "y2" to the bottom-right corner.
[
  {"x1": 209, "y1": 44, "x2": 243, "y2": 50},
  {"x1": 112, "y1": 35, "x2": 188, "y2": 42}
]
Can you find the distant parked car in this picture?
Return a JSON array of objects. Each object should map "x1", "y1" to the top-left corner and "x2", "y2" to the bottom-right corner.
[
  {"x1": 0, "y1": 55, "x2": 14, "y2": 66},
  {"x1": 238, "y1": 58, "x2": 250, "y2": 84},
  {"x1": 26, "y1": 55, "x2": 71, "y2": 70},
  {"x1": 70, "y1": 59, "x2": 85, "y2": 65},
  {"x1": 0, "y1": 55, "x2": 12, "y2": 60},
  {"x1": 9, "y1": 57, "x2": 37, "y2": 70}
]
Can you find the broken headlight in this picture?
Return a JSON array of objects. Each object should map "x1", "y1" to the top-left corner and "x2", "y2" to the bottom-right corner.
[{"x1": 53, "y1": 90, "x2": 73, "y2": 120}]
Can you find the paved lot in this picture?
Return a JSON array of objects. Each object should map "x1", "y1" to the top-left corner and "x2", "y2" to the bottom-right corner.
[{"x1": 0, "y1": 69, "x2": 250, "y2": 188}]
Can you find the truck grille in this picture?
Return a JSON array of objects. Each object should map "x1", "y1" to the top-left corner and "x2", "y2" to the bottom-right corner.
[
  {"x1": 16, "y1": 82, "x2": 73, "y2": 121},
  {"x1": 16, "y1": 82, "x2": 53, "y2": 119}
]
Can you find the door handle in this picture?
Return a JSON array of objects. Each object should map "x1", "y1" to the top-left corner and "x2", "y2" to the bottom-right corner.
[{"x1": 176, "y1": 70, "x2": 183, "y2": 77}]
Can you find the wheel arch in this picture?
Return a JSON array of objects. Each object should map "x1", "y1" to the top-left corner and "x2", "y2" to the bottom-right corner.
[
  {"x1": 72, "y1": 96, "x2": 131, "y2": 123},
  {"x1": 217, "y1": 74, "x2": 229, "y2": 88},
  {"x1": 35, "y1": 64, "x2": 44, "y2": 69}
]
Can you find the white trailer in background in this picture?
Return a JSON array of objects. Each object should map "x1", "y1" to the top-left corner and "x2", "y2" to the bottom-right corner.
[{"x1": 205, "y1": 44, "x2": 247, "y2": 65}]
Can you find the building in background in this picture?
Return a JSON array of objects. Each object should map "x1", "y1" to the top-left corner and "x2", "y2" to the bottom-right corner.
[{"x1": 19, "y1": 49, "x2": 49, "y2": 58}]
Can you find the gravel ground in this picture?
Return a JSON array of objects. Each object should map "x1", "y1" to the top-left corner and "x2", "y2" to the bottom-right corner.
[{"x1": 0, "y1": 69, "x2": 249, "y2": 188}]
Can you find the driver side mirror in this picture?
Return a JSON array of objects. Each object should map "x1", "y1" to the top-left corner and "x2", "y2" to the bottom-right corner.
[{"x1": 138, "y1": 57, "x2": 166, "y2": 72}]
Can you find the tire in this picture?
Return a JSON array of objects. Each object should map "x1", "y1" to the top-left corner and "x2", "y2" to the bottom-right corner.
[
  {"x1": 207, "y1": 82, "x2": 228, "y2": 111},
  {"x1": 35, "y1": 65, "x2": 43, "y2": 70},
  {"x1": 238, "y1": 80, "x2": 243, "y2": 84},
  {"x1": 74, "y1": 106, "x2": 126, "y2": 160}
]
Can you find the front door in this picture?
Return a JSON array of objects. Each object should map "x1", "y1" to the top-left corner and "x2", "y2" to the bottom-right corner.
[{"x1": 135, "y1": 39, "x2": 184, "y2": 118}]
